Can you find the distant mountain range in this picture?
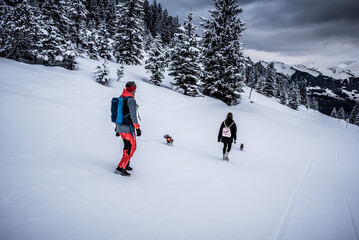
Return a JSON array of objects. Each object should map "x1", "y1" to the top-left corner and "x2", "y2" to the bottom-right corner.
[{"x1": 260, "y1": 61, "x2": 359, "y2": 115}]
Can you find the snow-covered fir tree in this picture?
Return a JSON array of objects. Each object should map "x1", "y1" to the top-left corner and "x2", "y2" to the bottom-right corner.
[
  {"x1": 67, "y1": 0, "x2": 89, "y2": 49},
  {"x1": 168, "y1": 11, "x2": 202, "y2": 97},
  {"x1": 244, "y1": 63, "x2": 255, "y2": 86},
  {"x1": 143, "y1": 31, "x2": 154, "y2": 51},
  {"x1": 262, "y1": 63, "x2": 277, "y2": 98},
  {"x1": 145, "y1": 35, "x2": 167, "y2": 86},
  {"x1": 200, "y1": 0, "x2": 246, "y2": 106},
  {"x1": 41, "y1": 0, "x2": 73, "y2": 39},
  {"x1": 330, "y1": 107, "x2": 338, "y2": 118},
  {"x1": 0, "y1": 0, "x2": 77, "y2": 69},
  {"x1": 97, "y1": 23, "x2": 112, "y2": 60},
  {"x1": 94, "y1": 59, "x2": 111, "y2": 86},
  {"x1": 299, "y1": 81, "x2": 308, "y2": 106},
  {"x1": 0, "y1": 1, "x2": 43, "y2": 63},
  {"x1": 310, "y1": 96, "x2": 319, "y2": 111},
  {"x1": 113, "y1": 0, "x2": 145, "y2": 65},
  {"x1": 338, "y1": 107, "x2": 346, "y2": 121},
  {"x1": 0, "y1": 0, "x2": 33, "y2": 60},
  {"x1": 0, "y1": 0, "x2": 180, "y2": 70},
  {"x1": 306, "y1": 96, "x2": 311, "y2": 110},
  {"x1": 288, "y1": 82, "x2": 300, "y2": 110},
  {"x1": 143, "y1": 0, "x2": 180, "y2": 45},
  {"x1": 39, "y1": 0, "x2": 77, "y2": 69},
  {"x1": 86, "y1": 30, "x2": 99, "y2": 60},
  {"x1": 117, "y1": 65, "x2": 125, "y2": 81},
  {"x1": 252, "y1": 62, "x2": 267, "y2": 93},
  {"x1": 279, "y1": 85, "x2": 288, "y2": 106},
  {"x1": 355, "y1": 113, "x2": 359, "y2": 127},
  {"x1": 37, "y1": 22, "x2": 77, "y2": 69},
  {"x1": 105, "y1": 0, "x2": 119, "y2": 35},
  {"x1": 349, "y1": 103, "x2": 359, "y2": 124}
]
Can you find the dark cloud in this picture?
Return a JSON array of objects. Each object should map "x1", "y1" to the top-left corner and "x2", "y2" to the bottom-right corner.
[{"x1": 159, "y1": 0, "x2": 359, "y2": 72}]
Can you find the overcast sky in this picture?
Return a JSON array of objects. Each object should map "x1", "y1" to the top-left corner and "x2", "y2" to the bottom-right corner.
[{"x1": 159, "y1": 0, "x2": 359, "y2": 74}]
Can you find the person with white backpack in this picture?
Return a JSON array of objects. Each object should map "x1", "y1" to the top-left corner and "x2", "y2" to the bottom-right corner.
[{"x1": 218, "y1": 112, "x2": 237, "y2": 160}]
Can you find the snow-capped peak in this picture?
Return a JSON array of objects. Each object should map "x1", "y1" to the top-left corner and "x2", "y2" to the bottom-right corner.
[
  {"x1": 257, "y1": 60, "x2": 357, "y2": 80},
  {"x1": 291, "y1": 64, "x2": 321, "y2": 77},
  {"x1": 272, "y1": 61, "x2": 295, "y2": 77},
  {"x1": 320, "y1": 66, "x2": 355, "y2": 80}
]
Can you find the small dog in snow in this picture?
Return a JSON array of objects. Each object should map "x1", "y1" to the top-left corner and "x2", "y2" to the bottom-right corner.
[
  {"x1": 163, "y1": 134, "x2": 174, "y2": 146},
  {"x1": 240, "y1": 143, "x2": 244, "y2": 151}
]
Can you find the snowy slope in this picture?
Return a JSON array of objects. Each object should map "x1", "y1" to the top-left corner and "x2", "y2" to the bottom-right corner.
[
  {"x1": 272, "y1": 61, "x2": 295, "y2": 77},
  {"x1": 1, "y1": 57, "x2": 359, "y2": 240},
  {"x1": 320, "y1": 67, "x2": 355, "y2": 80}
]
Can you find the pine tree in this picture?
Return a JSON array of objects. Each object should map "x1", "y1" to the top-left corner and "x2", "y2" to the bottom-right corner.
[
  {"x1": 354, "y1": 113, "x2": 359, "y2": 127},
  {"x1": 68, "y1": 0, "x2": 89, "y2": 49},
  {"x1": 143, "y1": 0, "x2": 151, "y2": 30},
  {"x1": 279, "y1": 85, "x2": 288, "y2": 106},
  {"x1": 97, "y1": 23, "x2": 112, "y2": 60},
  {"x1": 39, "y1": 0, "x2": 77, "y2": 69},
  {"x1": 306, "y1": 96, "x2": 312, "y2": 110},
  {"x1": 310, "y1": 96, "x2": 319, "y2": 111},
  {"x1": 349, "y1": 103, "x2": 359, "y2": 124},
  {"x1": 87, "y1": 30, "x2": 99, "y2": 60},
  {"x1": 37, "y1": 22, "x2": 77, "y2": 69},
  {"x1": 145, "y1": 35, "x2": 166, "y2": 86},
  {"x1": 252, "y1": 62, "x2": 267, "y2": 93},
  {"x1": 85, "y1": 0, "x2": 100, "y2": 28},
  {"x1": 154, "y1": 2, "x2": 163, "y2": 37},
  {"x1": 299, "y1": 81, "x2": 308, "y2": 106},
  {"x1": 330, "y1": 107, "x2": 338, "y2": 118},
  {"x1": 113, "y1": 0, "x2": 145, "y2": 65},
  {"x1": 143, "y1": 31, "x2": 153, "y2": 51},
  {"x1": 41, "y1": 0, "x2": 72, "y2": 39},
  {"x1": 105, "y1": 0, "x2": 118, "y2": 36},
  {"x1": 303, "y1": 94, "x2": 310, "y2": 109},
  {"x1": 244, "y1": 63, "x2": 256, "y2": 86},
  {"x1": 94, "y1": 59, "x2": 111, "y2": 86},
  {"x1": 288, "y1": 82, "x2": 300, "y2": 110},
  {"x1": 117, "y1": 65, "x2": 125, "y2": 81},
  {"x1": 200, "y1": 0, "x2": 246, "y2": 106},
  {"x1": 0, "y1": 1, "x2": 41, "y2": 63},
  {"x1": 338, "y1": 107, "x2": 346, "y2": 121},
  {"x1": 262, "y1": 63, "x2": 277, "y2": 97},
  {"x1": 168, "y1": 11, "x2": 202, "y2": 97}
]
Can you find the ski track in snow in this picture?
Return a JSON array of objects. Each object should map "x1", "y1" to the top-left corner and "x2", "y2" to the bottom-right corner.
[
  {"x1": 273, "y1": 129, "x2": 328, "y2": 239},
  {"x1": 273, "y1": 128, "x2": 358, "y2": 240},
  {"x1": 335, "y1": 134, "x2": 359, "y2": 240}
]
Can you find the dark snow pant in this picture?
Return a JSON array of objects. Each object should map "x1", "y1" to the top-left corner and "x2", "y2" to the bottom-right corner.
[{"x1": 223, "y1": 142, "x2": 232, "y2": 154}]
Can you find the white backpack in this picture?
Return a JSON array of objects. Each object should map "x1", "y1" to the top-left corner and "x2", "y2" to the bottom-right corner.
[{"x1": 222, "y1": 121, "x2": 234, "y2": 138}]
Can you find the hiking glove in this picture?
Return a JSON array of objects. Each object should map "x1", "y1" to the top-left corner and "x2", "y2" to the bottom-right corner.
[{"x1": 136, "y1": 128, "x2": 142, "y2": 137}]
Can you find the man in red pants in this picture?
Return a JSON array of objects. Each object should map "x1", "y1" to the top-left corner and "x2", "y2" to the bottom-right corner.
[{"x1": 114, "y1": 81, "x2": 141, "y2": 177}]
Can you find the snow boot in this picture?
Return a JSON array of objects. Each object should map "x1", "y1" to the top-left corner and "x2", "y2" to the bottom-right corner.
[
  {"x1": 224, "y1": 152, "x2": 229, "y2": 161},
  {"x1": 126, "y1": 160, "x2": 132, "y2": 171},
  {"x1": 114, "y1": 167, "x2": 131, "y2": 176}
]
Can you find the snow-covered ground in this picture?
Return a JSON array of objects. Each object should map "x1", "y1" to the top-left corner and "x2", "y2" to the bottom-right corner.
[{"x1": 1, "y1": 57, "x2": 359, "y2": 240}]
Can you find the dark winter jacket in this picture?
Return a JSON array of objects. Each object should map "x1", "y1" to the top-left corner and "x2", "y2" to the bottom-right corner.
[{"x1": 218, "y1": 118, "x2": 237, "y2": 143}]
